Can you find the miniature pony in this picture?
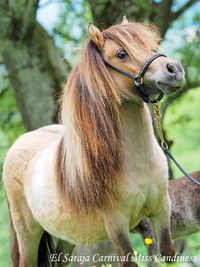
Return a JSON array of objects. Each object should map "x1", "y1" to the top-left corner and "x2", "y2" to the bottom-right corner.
[{"x1": 3, "y1": 20, "x2": 185, "y2": 267}]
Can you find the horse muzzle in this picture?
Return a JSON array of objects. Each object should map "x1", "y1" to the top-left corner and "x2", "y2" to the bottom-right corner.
[{"x1": 156, "y1": 61, "x2": 185, "y2": 94}]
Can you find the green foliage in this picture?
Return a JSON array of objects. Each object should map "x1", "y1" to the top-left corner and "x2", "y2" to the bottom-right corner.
[
  {"x1": 164, "y1": 88, "x2": 200, "y2": 178},
  {"x1": 0, "y1": 80, "x2": 25, "y2": 175},
  {"x1": 0, "y1": 68, "x2": 24, "y2": 266},
  {"x1": 53, "y1": 0, "x2": 92, "y2": 64},
  {"x1": 0, "y1": 190, "x2": 10, "y2": 267}
]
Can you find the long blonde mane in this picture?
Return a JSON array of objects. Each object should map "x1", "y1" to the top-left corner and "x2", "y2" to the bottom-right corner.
[{"x1": 56, "y1": 22, "x2": 161, "y2": 216}]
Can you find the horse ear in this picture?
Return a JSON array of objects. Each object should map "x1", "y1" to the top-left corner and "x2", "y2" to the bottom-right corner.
[
  {"x1": 121, "y1": 15, "x2": 128, "y2": 24},
  {"x1": 88, "y1": 23, "x2": 104, "y2": 48}
]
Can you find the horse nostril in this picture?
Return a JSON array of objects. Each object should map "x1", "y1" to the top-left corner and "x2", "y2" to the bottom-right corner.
[{"x1": 166, "y1": 63, "x2": 176, "y2": 75}]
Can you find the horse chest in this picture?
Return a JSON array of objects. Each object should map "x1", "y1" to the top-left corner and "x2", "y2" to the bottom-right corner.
[
  {"x1": 120, "y1": 103, "x2": 168, "y2": 223},
  {"x1": 121, "y1": 169, "x2": 167, "y2": 228}
]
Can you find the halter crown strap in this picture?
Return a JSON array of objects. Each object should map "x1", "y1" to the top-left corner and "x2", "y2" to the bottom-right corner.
[{"x1": 104, "y1": 53, "x2": 166, "y2": 103}]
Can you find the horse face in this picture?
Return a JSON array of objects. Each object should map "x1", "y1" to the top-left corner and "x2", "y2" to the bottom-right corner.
[
  {"x1": 102, "y1": 39, "x2": 185, "y2": 101},
  {"x1": 88, "y1": 23, "x2": 185, "y2": 101}
]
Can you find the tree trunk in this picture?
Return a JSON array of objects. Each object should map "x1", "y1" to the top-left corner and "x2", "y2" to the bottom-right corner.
[{"x1": 0, "y1": 1, "x2": 69, "y2": 130}]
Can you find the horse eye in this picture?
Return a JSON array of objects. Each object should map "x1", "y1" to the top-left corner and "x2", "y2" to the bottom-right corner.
[{"x1": 116, "y1": 49, "x2": 128, "y2": 61}]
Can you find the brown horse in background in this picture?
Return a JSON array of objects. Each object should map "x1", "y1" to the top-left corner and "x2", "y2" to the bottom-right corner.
[
  {"x1": 135, "y1": 171, "x2": 200, "y2": 266},
  {"x1": 3, "y1": 19, "x2": 185, "y2": 267}
]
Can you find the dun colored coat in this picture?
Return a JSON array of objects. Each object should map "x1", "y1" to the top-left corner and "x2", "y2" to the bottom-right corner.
[{"x1": 3, "y1": 20, "x2": 185, "y2": 267}]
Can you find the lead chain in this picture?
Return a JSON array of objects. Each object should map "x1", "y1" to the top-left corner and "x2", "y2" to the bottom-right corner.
[{"x1": 152, "y1": 104, "x2": 168, "y2": 150}]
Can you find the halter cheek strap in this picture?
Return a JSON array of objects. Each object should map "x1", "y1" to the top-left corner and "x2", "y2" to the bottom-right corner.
[{"x1": 104, "y1": 53, "x2": 166, "y2": 103}]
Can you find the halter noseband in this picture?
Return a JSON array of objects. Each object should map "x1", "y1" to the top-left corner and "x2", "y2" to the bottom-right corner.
[{"x1": 105, "y1": 53, "x2": 167, "y2": 103}]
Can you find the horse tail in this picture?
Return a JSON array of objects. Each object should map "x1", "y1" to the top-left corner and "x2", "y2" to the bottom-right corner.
[
  {"x1": 38, "y1": 231, "x2": 55, "y2": 267},
  {"x1": 9, "y1": 210, "x2": 19, "y2": 267}
]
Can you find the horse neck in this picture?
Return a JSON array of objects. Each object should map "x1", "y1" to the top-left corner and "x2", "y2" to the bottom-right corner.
[{"x1": 119, "y1": 101, "x2": 156, "y2": 151}]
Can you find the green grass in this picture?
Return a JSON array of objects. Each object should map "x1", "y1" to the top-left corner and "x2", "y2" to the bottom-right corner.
[
  {"x1": 0, "y1": 187, "x2": 11, "y2": 267},
  {"x1": 130, "y1": 231, "x2": 200, "y2": 267}
]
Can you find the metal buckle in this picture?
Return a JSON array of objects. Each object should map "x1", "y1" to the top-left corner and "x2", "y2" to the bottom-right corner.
[{"x1": 134, "y1": 77, "x2": 143, "y2": 86}]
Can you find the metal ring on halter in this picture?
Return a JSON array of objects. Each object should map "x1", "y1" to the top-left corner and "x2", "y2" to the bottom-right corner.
[{"x1": 134, "y1": 76, "x2": 143, "y2": 86}]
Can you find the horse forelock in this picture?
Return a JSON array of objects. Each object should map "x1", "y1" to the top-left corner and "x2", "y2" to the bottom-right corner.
[
  {"x1": 56, "y1": 40, "x2": 123, "y2": 217},
  {"x1": 102, "y1": 22, "x2": 161, "y2": 59}
]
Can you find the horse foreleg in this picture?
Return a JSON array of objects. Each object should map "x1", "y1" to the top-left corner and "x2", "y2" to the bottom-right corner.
[
  {"x1": 104, "y1": 212, "x2": 138, "y2": 267},
  {"x1": 6, "y1": 187, "x2": 43, "y2": 267},
  {"x1": 150, "y1": 193, "x2": 175, "y2": 261}
]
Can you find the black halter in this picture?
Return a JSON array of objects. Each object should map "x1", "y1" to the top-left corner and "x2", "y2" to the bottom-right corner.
[{"x1": 105, "y1": 53, "x2": 166, "y2": 103}]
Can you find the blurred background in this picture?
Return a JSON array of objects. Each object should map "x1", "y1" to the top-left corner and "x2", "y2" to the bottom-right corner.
[{"x1": 0, "y1": 0, "x2": 200, "y2": 266}]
